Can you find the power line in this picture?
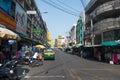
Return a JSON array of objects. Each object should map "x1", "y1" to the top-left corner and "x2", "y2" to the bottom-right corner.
[
  {"x1": 49, "y1": 0, "x2": 79, "y2": 15},
  {"x1": 56, "y1": 0, "x2": 81, "y2": 13},
  {"x1": 41, "y1": 0, "x2": 79, "y2": 17},
  {"x1": 80, "y1": 0, "x2": 85, "y2": 9}
]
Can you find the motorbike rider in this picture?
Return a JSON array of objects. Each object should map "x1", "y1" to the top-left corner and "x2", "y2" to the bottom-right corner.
[{"x1": 33, "y1": 50, "x2": 39, "y2": 59}]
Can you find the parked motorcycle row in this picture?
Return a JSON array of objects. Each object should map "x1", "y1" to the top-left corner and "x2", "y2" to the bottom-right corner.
[
  {"x1": 0, "y1": 55, "x2": 44, "y2": 80},
  {"x1": 19, "y1": 55, "x2": 43, "y2": 67},
  {"x1": 0, "y1": 59, "x2": 19, "y2": 80}
]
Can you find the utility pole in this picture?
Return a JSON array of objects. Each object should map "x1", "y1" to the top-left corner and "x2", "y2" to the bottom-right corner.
[{"x1": 90, "y1": 16, "x2": 94, "y2": 45}]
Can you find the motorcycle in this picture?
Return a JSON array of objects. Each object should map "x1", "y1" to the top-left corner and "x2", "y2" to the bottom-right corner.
[
  {"x1": 18, "y1": 56, "x2": 30, "y2": 65},
  {"x1": 29, "y1": 57, "x2": 43, "y2": 67},
  {"x1": 0, "y1": 60, "x2": 19, "y2": 80}
]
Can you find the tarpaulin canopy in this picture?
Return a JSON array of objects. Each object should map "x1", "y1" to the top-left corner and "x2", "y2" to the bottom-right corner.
[
  {"x1": 0, "y1": 27, "x2": 21, "y2": 40},
  {"x1": 35, "y1": 45, "x2": 45, "y2": 49},
  {"x1": 101, "y1": 41, "x2": 120, "y2": 46}
]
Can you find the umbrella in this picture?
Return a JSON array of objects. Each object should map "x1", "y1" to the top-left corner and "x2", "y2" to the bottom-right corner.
[
  {"x1": 101, "y1": 41, "x2": 120, "y2": 46},
  {"x1": 0, "y1": 27, "x2": 21, "y2": 40},
  {"x1": 35, "y1": 45, "x2": 45, "y2": 49}
]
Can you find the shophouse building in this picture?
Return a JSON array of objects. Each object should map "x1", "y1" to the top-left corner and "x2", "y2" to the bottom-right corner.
[
  {"x1": 84, "y1": 0, "x2": 120, "y2": 62},
  {"x1": 0, "y1": 0, "x2": 48, "y2": 62},
  {"x1": 69, "y1": 24, "x2": 77, "y2": 46},
  {"x1": 84, "y1": 0, "x2": 120, "y2": 46},
  {"x1": 76, "y1": 10, "x2": 85, "y2": 47},
  {"x1": 16, "y1": 0, "x2": 48, "y2": 45}
]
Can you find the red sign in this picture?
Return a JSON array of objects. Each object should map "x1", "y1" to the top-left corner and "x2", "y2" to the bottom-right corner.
[{"x1": 0, "y1": 10, "x2": 16, "y2": 30}]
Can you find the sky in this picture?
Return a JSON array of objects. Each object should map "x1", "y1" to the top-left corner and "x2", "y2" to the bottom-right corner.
[{"x1": 35, "y1": 0, "x2": 90, "y2": 39}]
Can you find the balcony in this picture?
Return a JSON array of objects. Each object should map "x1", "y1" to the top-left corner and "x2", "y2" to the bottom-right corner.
[
  {"x1": 92, "y1": 0, "x2": 120, "y2": 18},
  {"x1": 86, "y1": 0, "x2": 120, "y2": 24},
  {"x1": 94, "y1": 17, "x2": 120, "y2": 33},
  {"x1": 85, "y1": 0, "x2": 111, "y2": 14}
]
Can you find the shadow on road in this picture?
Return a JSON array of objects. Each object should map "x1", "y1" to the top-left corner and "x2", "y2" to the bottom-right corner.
[{"x1": 17, "y1": 65, "x2": 30, "y2": 79}]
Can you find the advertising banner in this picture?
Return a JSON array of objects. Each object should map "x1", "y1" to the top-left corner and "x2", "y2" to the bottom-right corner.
[
  {"x1": 0, "y1": 0, "x2": 12, "y2": 16},
  {"x1": 15, "y1": 3, "x2": 27, "y2": 35}
]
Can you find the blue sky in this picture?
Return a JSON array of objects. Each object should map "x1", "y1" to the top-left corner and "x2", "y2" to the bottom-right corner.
[{"x1": 35, "y1": 0, "x2": 90, "y2": 39}]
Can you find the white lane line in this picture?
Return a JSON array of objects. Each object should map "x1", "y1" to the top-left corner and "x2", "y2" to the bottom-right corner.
[{"x1": 24, "y1": 75, "x2": 65, "y2": 78}]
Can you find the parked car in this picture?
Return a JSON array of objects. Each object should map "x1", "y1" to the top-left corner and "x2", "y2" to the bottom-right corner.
[{"x1": 44, "y1": 49, "x2": 55, "y2": 60}]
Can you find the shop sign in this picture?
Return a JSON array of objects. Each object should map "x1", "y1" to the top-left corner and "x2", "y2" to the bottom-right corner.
[
  {"x1": 47, "y1": 32, "x2": 51, "y2": 41},
  {"x1": 27, "y1": 11, "x2": 36, "y2": 14},
  {"x1": 0, "y1": 10, "x2": 16, "y2": 30},
  {"x1": 33, "y1": 29, "x2": 40, "y2": 34}
]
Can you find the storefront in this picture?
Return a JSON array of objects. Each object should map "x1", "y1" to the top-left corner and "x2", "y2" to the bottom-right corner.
[
  {"x1": 101, "y1": 41, "x2": 120, "y2": 64},
  {"x1": 0, "y1": 7, "x2": 18, "y2": 64}
]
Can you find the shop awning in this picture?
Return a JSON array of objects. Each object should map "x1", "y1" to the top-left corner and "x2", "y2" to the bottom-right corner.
[
  {"x1": 101, "y1": 41, "x2": 120, "y2": 46},
  {"x1": 16, "y1": 32, "x2": 42, "y2": 45},
  {"x1": 0, "y1": 27, "x2": 20, "y2": 40}
]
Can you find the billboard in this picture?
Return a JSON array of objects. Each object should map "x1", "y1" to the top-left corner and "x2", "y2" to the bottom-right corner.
[
  {"x1": 15, "y1": 3, "x2": 27, "y2": 35},
  {"x1": 0, "y1": 0, "x2": 12, "y2": 15}
]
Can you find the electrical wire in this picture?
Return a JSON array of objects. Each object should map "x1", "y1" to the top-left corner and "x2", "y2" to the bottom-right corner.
[
  {"x1": 41, "y1": 0, "x2": 80, "y2": 17},
  {"x1": 49, "y1": 0, "x2": 79, "y2": 15},
  {"x1": 56, "y1": 0, "x2": 81, "y2": 13},
  {"x1": 80, "y1": 0, "x2": 85, "y2": 9}
]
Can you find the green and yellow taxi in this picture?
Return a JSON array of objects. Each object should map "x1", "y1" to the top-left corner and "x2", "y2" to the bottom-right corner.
[{"x1": 44, "y1": 49, "x2": 55, "y2": 60}]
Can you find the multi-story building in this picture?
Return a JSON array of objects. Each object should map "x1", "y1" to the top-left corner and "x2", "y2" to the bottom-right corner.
[
  {"x1": 84, "y1": 0, "x2": 120, "y2": 46},
  {"x1": 69, "y1": 24, "x2": 77, "y2": 46},
  {"x1": 14, "y1": 0, "x2": 47, "y2": 45},
  {"x1": 57, "y1": 36, "x2": 64, "y2": 48},
  {"x1": 0, "y1": 0, "x2": 48, "y2": 55},
  {"x1": 64, "y1": 32, "x2": 71, "y2": 47},
  {"x1": 76, "y1": 11, "x2": 85, "y2": 47}
]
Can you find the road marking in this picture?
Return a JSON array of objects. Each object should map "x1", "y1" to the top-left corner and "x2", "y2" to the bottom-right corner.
[
  {"x1": 24, "y1": 75, "x2": 65, "y2": 78},
  {"x1": 69, "y1": 69, "x2": 82, "y2": 80},
  {"x1": 77, "y1": 68, "x2": 120, "y2": 70},
  {"x1": 78, "y1": 69, "x2": 109, "y2": 80}
]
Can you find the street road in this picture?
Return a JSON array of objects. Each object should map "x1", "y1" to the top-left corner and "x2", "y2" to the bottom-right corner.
[{"x1": 22, "y1": 49, "x2": 120, "y2": 80}]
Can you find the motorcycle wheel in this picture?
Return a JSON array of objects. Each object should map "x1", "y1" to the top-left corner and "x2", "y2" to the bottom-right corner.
[{"x1": 29, "y1": 62, "x2": 34, "y2": 68}]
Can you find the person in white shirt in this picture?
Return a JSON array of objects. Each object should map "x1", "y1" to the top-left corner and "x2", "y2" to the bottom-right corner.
[{"x1": 33, "y1": 51, "x2": 38, "y2": 59}]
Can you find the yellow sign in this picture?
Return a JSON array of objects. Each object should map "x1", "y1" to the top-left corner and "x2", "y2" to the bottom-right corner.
[
  {"x1": 47, "y1": 32, "x2": 51, "y2": 41},
  {"x1": 0, "y1": 10, "x2": 16, "y2": 30},
  {"x1": 58, "y1": 36, "x2": 63, "y2": 39}
]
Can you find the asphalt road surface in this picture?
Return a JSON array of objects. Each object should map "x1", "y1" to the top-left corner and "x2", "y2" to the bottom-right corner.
[{"x1": 22, "y1": 49, "x2": 120, "y2": 80}]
